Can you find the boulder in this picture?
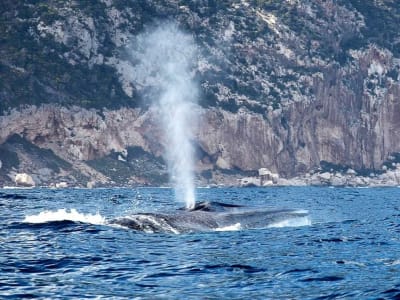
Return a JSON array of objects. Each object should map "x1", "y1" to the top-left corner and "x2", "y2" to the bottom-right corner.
[
  {"x1": 117, "y1": 154, "x2": 126, "y2": 162},
  {"x1": 239, "y1": 176, "x2": 260, "y2": 187},
  {"x1": 87, "y1": 180, "x2": 96, "y2": 188},
  {"x1": 346, "y1": 169, "x2": 357, "y2": 176},
  {"x1": 261, "y1": 180, "x2": 274, "y2": 186},
  {"x1": 216, "y1": 156, "x2": 231, "y2": 170},
  {"x1": 309, "y1": 174, "x2": 323, "y2": 186},
  {"x1": 14, "y1": 173, "x2": 36, "y2": 187},
  {"x1": 258, "y1": 168, "x2": 272, "y2": 176},
  {"x1": 55, "y1": 182, "x2": 68, "y2": 188},
  {"x1": 318, "y1": 172, "x2": 332, "y2": 182},
  {"x1": 348, "y1": 176, "x2": 367, "y2": 186},
  {"x1": 330, "y1": 174, "x2": 347, "y2": 186}
]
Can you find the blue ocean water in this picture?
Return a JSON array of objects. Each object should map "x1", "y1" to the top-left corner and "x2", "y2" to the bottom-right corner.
[{"x1": 1, "y1": 187, "x2": 399, "y2": 299}]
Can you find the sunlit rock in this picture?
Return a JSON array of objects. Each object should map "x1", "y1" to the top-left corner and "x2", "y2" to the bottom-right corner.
[
  {"x1": 86, "y1": 181, "x2": 96, "y2": 189},
  {"x1": 331, "y1": 174, "x2": 347, "y2": 187},
  {"x1": 14, "y1": 173, "x2": 35, "y2": 187},
  {"x1": 55, "y1": 182, "x2": 68, "y2": 188},
  {"x1": 239, "y1": 177, "x2": 260, "y2": 187}
]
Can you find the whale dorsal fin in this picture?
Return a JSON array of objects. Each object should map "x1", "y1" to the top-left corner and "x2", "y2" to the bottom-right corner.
[{"x1": 186, "y1": 201, "x2": 243, "y2": 212}]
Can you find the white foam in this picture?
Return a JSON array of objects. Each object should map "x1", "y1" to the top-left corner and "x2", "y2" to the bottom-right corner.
[
  {"x1": 3, "y1": 186, "x2": 32, "y2": 189},
  {"x1": 23, "y1": 209, "x2": 106, "y2": 225},
  {"x1": 215, "y1": 223, "x2": 242, "y2": 232},
  {"x1": 383, "y1": 259, "x2": 400, "y2": 266},
  {"x1": 339, "y1": 260, "x2": 365, "y2": 267},
  {"x1": 267, "y1": 216, "x2": 312, "y2": 228}
]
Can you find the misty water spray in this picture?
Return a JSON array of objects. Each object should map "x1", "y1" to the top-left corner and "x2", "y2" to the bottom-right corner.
[{"x1": 131, "y1": 22, "x2": 198, "y2": 208}]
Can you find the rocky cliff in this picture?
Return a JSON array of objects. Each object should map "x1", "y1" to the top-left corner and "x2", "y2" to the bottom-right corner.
[{"x1": 1, "y1": 0, "x2": 400, "y2": 187}]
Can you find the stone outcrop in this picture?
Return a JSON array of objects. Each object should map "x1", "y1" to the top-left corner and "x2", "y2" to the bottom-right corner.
[
  {"x1": 0, "y1": 105, "x2": 149, "y2": 162},
  {"x1": 1, "y1": 103, "x2": 399, "y2": 187},
  {"x1": 14, "y1": 173, "x2": 35, "y2": 187}
]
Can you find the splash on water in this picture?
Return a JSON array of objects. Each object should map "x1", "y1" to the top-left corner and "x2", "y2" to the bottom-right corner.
[
  {"x1": 130, "y1": 22, "x2": 198, "y2": 209},
  {"x1": 23, "y1": 209, "x2": 106, "y2": 225},
  {"x1": 267, "y1": 213, "x2": 311, "y2": 228},
  {"x1": 215, "y1": 223, "x2": 242, "y2": 232}
]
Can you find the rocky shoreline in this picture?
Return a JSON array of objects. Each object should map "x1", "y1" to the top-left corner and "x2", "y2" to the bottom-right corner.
[
  {"x1": 239, "y1": 167, "x2": 400, "y2": 188},
  {"x1": 3, "y1": 165, "x2": 400, "y2": 189},
  {"x1": 1, "y1": 104, "x2": 400, "y2": 189}
]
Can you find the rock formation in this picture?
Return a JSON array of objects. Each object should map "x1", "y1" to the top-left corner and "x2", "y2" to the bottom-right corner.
[
  {"x1": 0, "y1": 1, "x2": 400, "y2": 186},
  {"x1": 14, "y1": 173, "x2": 36, "y2": 187}
]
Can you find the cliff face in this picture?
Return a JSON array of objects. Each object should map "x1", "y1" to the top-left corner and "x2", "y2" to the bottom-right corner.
[{"x1": 1, "y1": 1, "x2": 400, "y2": 186}]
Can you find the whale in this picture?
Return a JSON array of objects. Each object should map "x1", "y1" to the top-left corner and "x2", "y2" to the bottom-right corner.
[{"x1": 111, "y1": 201, "x2": 310, "y2": 233}]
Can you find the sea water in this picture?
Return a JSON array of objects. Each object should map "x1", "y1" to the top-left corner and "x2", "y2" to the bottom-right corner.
[{"x1": 1, "y1": 187, "x2": 399, "y2": 299}]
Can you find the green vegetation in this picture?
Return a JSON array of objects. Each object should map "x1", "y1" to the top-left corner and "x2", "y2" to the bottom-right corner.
[
  {"x1": 220, "y1": 98, "x2": 239, "y2": 113},
  {"x1": 319, "y1": 160, "x2": 388, "y2": 176},
  {"x1": 320, "y1": 160, "x2": 350, "y2": 174},
  {"x1": 0, "y1": 0, "x2": 136, "y2": 113},
  {"x1": 342, "y1": 0, "x2": 400, "y2": 57},
  {"x1": 0, "y1": 0, "x2": 399, "y2": 118},
  {"x1": 218, "y1": 167, "x2": 258, "y2": 177},
  {"x1": 382, "y1": 152, "x2": 400, "y2": 170},
  {"x1": 0, "y1": 133, "x2": 81, "y2": 184},
  {"x1": 0, "y1": 148, "x2": 19, "y2": 171},
  {"x1": 88, "y1": 146, "x2": 169, "y2": 186},
  {"x1": 5, "y1": 134, "x2": 72, "y2": 172}
]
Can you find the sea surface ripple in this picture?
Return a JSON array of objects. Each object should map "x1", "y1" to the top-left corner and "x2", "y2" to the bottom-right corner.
[{"x1": 1, "y1": 187, "x2": 399, "y2": 299}]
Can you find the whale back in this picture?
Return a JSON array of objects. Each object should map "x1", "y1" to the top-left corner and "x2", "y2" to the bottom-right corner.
[
  {"x1": 111, "y1": 201, "x2": 309, "y2": 233},
  {"x1": 184, "y1": 201, "x2": 243, "y2": 212}
]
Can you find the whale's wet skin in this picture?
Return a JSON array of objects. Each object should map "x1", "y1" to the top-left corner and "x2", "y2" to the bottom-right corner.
[{"x1": 111, "y1": 201, "x2": 310, "y2": 233}]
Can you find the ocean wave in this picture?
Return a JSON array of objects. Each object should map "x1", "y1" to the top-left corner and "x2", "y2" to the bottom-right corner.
[
  {"x1": 267, "y1": 215, "x2": 312, "y2": 228},
  {"x1": 23, "y1": 209, "x2": 106, "y2": 226},
  {"x1": 214, "y1": 223, "x2": 242, "y2": 232}
]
